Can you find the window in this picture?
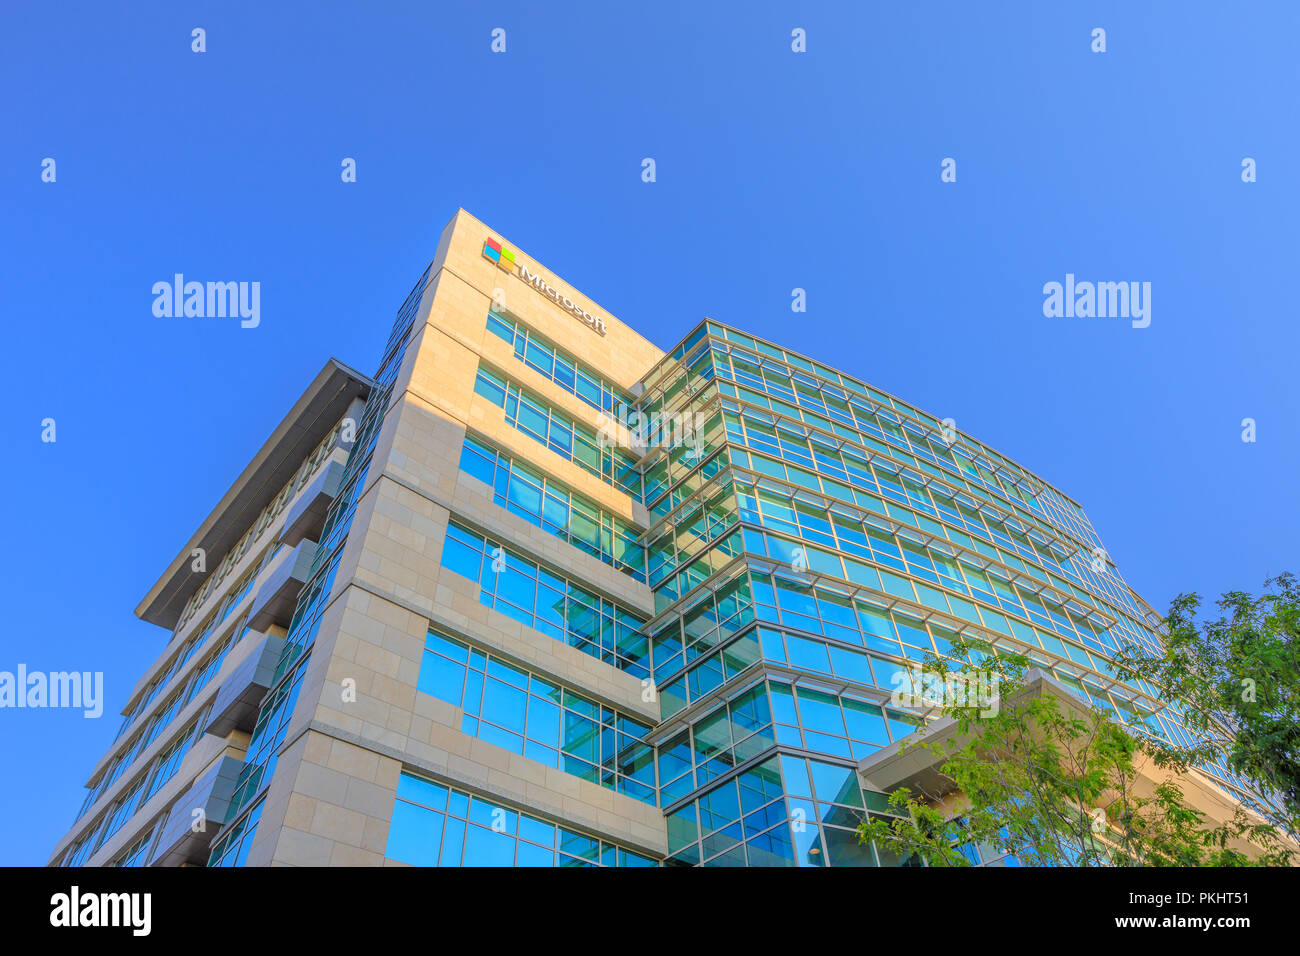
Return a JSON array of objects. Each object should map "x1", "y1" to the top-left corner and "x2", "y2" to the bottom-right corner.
[{"x1": 386, "y1": 773, "x2": 657, "y2": 867}]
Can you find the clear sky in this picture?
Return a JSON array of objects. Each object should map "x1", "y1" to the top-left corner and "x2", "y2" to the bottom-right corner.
[{"x1": 1, "y1": 1, "x2": 1296, "y2": 866}]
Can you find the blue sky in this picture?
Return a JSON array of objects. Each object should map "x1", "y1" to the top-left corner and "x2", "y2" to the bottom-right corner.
[{"x1": 1, "y1": 2, "x2": 1296, "y2": 865}]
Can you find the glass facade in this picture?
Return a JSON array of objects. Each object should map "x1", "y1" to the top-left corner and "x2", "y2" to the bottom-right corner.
[
  {"x1": 485, "y1": 310, "x2": 633, "y2": 417},
  {"x1": 417, "y1": 630, "x2": 657, "y2": 805},
  {"x1": 386, "y1": 772, "x2": 657, "y2": 867},
  {"x1": 438, "y1": 521, "x2": 650, "y2": 676},
  {"x1": 459, "y1": 434, "x2": 645, "y2": 581},
  {"x1": 626, "y1": 320, "x2": 1262, "y2": 866},
  {"x1": 473, "y1": 368, "x2": 641, "y2": 497},
  {"x1": 402, "y1": 309, "x2": 1254, "y2": 866}
]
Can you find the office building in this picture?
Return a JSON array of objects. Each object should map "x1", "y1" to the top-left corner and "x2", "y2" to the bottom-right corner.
[{"x1": 49, "y1": 210, "x2": 1267, "y2": 867}]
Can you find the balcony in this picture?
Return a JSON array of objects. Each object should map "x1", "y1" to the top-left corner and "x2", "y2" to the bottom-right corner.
[
  {"x1": 204, "y1": 633, "x2": 286, "y2": 738},
  {"x1": 279, "y1": 460, "x2": 346, "y2": 548},
  {"x1": 148, "y1": 755, "x2": 243, "y2": 867},
  {"x1": 246, "y1": 539, "x2": 319, "y2": 633}
]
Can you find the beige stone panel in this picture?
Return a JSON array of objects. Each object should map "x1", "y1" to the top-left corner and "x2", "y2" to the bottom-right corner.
[
  {"x1": 259, "y1": 730, "x2": 405, "y2": 866},
  {"x1": 329, "y1": 843, "x2": 386, "y2": 867},
  {"x1": 283, "y1": 792, "x2": 317, "y2": 832},
  {"x1": 69, "y1": 207, "x2": 680, "y2": 870},
  {"x1": 222, "y1": 208, "x2": 674, "y2": 870},
  {"x1": 290, "y1": 757, "x2": 353, "y2": 808},
  {"x1": 360, "y1": 815, "x2": 389, "y2": 854},
  {"x1": 348, "y1": 476, "x2": 448, "y2": 614},
  {"x1": 310, "y1": 800, "x2": 368, "y2": 848},
  {"x1": 413, "y1": 264, "x2": 496, "y2": 352},
  {"x1": 394, "y1": 267, "x2": 648, "y2": 511},
  {"x1": 271, "y1": 826, "x2": 334, "y2": 868},
  {"x1": 343, "y1": 775, "x2": 399, "y2": 820},
  {"x1": 302, "y1": 583, "x2": 429, "y2": 753},
  {"x1": 375, "y1": 397, "x2": 469, "y2": 522},
  {"x1": 434, "y1": 209, "x2": 664, "y2": 388}
]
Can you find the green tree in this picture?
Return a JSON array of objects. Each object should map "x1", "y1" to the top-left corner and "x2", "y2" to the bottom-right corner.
[
  {"x1": 857, "y1": 593, "x2": 1297, "y2": 867},
  {"x1": 1112, "y1": 573, "x2": 1300, "y2": 834}
]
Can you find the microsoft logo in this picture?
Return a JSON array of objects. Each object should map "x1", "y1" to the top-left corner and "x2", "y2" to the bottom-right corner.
[
  {"x1": 480, "y1": 234, "x2": 607, "y2": 336},
  {"x1": 482, "y1": 238, "x2": 516, "y2": 272}
]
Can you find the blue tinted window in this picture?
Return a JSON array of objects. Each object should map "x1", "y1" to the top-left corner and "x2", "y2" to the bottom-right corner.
[{"x1": 388, "y1": 773, "x2": 651, "y2": 866}]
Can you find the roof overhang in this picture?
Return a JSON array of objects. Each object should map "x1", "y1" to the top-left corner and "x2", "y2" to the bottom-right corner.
[
  {"x1": 857, "y1": 669, "x2": 1073, "y2": 797},
  {"x1": 134, "y1": 358, "x2": 372, "y2": 629}
]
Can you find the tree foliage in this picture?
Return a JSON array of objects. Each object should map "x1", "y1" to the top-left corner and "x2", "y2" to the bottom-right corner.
[
  {"x1": 1112, "y1": 573, "x2": 1300, "y2": 833},
  {"x1": 858, "y1": 578, "x2": 1300, "y2": 867}
]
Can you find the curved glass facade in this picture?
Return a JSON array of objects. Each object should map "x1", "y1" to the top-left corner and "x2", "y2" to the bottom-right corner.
[{"x1": 635, "y1": 319, "x2": 1261, "y2": 866}]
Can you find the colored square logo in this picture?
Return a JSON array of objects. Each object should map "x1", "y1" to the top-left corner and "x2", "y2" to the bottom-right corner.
[{"x1": 484, "y1": 237, "x2": 518, "y2": 272}]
